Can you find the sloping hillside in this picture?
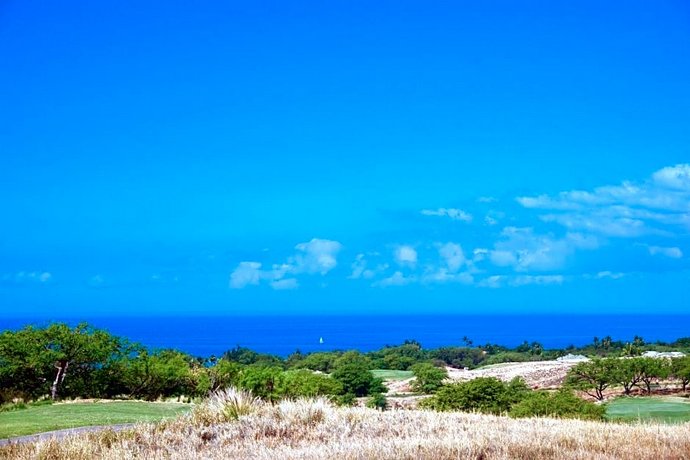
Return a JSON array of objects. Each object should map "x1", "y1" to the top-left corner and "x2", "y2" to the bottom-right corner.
[{"x1": 2, "y1": 398, "x2": 689, "y2": 460}]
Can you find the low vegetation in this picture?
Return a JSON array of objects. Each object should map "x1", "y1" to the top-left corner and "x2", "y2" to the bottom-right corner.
[
  {"x1": 2, "y1": 392, "x2": 689, "y2": 460},
  {"x1": 418, "y1": 376, "x2": 605, "y2": 420}
]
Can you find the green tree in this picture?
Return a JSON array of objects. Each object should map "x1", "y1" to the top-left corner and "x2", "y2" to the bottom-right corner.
[
  {"x1": 515, "y1": 341, "x2": 531, "y2": 353},
  {"x1": 222, "y1": 346, "x2": 283, "y2": 367},
  {"x1": 0, "y1": 326, "x2": 55, "y2": 400},
  {"x1": 530, "y1": 342, "x2": 544, "y2": 356},
  {"x1": 123, "y1": 349, "x2": 197, "y2": 400},
  {"x1": 671, "y1": 356, "x2": 690, "y2": 392},
  {"x1": 368, "y1": 341, "x2": 426, "y2": 370},
  {"x1": 0, "y1": 323, "x2": 127, "y2": 401},
  {"x1": 238, "y1": 365, "x2": 284, "y2": 402},
  {"x1": 623, "y1": 342, "x2": 642, "y2": 357},
  {"x1": 565, "y1": 359, "x2": 617, "y2": 401},
  {"x1": 410, "y1": 363, "x2": 447, "y2": 394},
  {"x1": 637, "y1": 357, "x2": 670, "y2": 394},
  {"x1": 207, "y1": 359, "x2": 243, "y2": 392},
  {"x1": 612, "y1": 358, "x2": 644, "y2": 395},
  {"x1": 430, "y1": 347, "x2": 485, "y2": 368},
  {"x1": 291, "y1": 352, "x2": 341, "y2": 373},
  {"x1": 45, "y1": 323, "x2": 125, "y2": 399},
  {"x1": 331, "y1": 352, "x2": 385, "y2": 397}
]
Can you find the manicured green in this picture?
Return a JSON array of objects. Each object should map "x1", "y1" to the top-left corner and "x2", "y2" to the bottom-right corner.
[
  {"x1": 0, "y1": 401, "x2": 191, "y2": 438},
  {"x1": 606, "y1": 396, "x2": 690, "y2": 424},
  {"x1": 371, "y1": 370, "x2": 414, "y2": 381}
]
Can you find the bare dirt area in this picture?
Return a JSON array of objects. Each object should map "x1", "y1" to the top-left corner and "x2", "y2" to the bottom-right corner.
[
  {"x1": 445, "y1": 360, "x2": 581, "y2": 389},
  {"x1": 384, "y1": 359, "x2": 581, "y2": 400}
]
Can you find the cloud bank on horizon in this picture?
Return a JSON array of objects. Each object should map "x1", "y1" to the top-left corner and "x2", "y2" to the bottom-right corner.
[{"x1": 231, "y1": 164, "x2": 689, "y2": 291}]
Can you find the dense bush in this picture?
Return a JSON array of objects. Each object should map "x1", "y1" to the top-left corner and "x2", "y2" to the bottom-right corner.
[
  {"x1": 122, "y1": 349, "x2": 200, "y2": 400},
  {"x1": 420, "y1": 377, "x2": 529, "y2": 414},
  {"x1": 366, "y1": 393, "x2": 388, "y2": 410},
  {"x1": 205, "y1": 359, "x2": 243, "y2": 392},
  {"x1": 237, "y1": 365, "x2": 284, "y2": 402},
  {"x1": 410, "y1": 363, "x2": 448, "y2": 394},
  {"x1": 509, "y1": 389, "x2": 605, "y2": 420},
  {"x1": 291, "y1": 352, "x2": 342, "y2": 373},
  {"x1": 278, "y1": 370, "x2": 343, "y2": 398},
  {"x1": 331, "y1": 364, "x2": 386, "y2": 397},
  {"x1": 368, "y1": 341, "x2": 426, "y2": 370},
  {"x1": 222, "y1": 346, "x2": 283, "y2": 367},
  {"x1": 429, "y1": 347, "x2": 485, "y2": 369}
]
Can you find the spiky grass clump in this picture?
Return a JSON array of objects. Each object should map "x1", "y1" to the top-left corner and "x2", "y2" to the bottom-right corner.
[
  {"x1": 275, "y1": 397, "x2": 331, "y2": 426},
  {"x1": 190, "y1": 387, "x2": 262, "y2": 425}
]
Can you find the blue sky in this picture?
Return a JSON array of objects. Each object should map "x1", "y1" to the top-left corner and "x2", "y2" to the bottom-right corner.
[{"x1": 1, "y1": 1, "x2": 689, "y2": 316}]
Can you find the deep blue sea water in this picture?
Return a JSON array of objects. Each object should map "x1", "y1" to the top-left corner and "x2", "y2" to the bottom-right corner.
[{"x1": 1, "y1": 315, "x2": 689, "y2": 357}]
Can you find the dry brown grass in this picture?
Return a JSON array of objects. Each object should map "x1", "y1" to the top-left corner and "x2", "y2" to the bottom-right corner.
[{"x1": 2, "y1": 393, "x2": 689, "y2": 460}]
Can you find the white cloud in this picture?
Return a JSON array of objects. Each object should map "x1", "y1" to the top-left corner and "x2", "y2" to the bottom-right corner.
[
  {"x1": 648, "y1": 246, "x2": 683, "y2": 259},
  {"x1": 375, "y1": 271, "x2": 416, "y2": 287},
  {"x1": 394, "y1": 245, "x2": 418, "y2": 267},
  {"x1": 595, "y1": 271, "x2": 625, "y2": 280},
  {"x1": 478, "y1": 275, "x2": 504, "y2": 288},
  {"x1": 422, "y1": 268, "x2": 473, "y2": 285},
  {"x1": 489, "y1": 250, "x2": 517, "y2": 267},
  {"x1": 438, "y1": 242, "x2": 466, "y2": 272},
  {"x1": 516, "y1": 164, "x2": 690, "y2": 238},
  {"x1": 270, "y1": 278, "x2": 299, "y2": 290},
  {"x1": 349, "y1": 254, "x2": 387, "y2": 280},
  {"x1": 229, "y1": 238, "x2": 343, "y2": 289},
  {"x1": 540, "y1": 209, "x2": 666, "y2": 238},
  {"x1": 349, "y1": 254, "x2": 368, "y2": 279},
  {"x1": 472, "y1": 248, "x2": 489, "y2": 262},
  {"x1": 652, "y1": 164, "x2": 690, "y2": 191},
  {"x1": 2, "y1": 271, "x2": 53, "y2": 285},
  {"x1": 478, "y1": 274, "x2": 564, "y2": 288},
  {"x1": 421, "y1": 208, "x2": 473, "y2": 222},
  {"x1": 229, "y1": 262, "x2": 262, "y2": 289},
  {"x1": 511, "y1": 275, "x2": 564, "y2": 286},
  {"x1": 267, "y1": 263, "x2": 292, "y2": 280},
  {"x1": 489, "y1": 227, "x2": 598, "y2": 272},
  {"x1": 293, "y1": 238, "x2": 342, "y2": 275}
]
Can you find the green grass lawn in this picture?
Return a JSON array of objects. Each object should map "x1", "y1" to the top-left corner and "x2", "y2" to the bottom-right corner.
[
  {"x1": 0, "y1": 401, "x2": 191, "y2": 439},
  {"x1": 372, "y1": 369, "x2": 414, "y2": 381},
  {"x1": 606, "y1": 396, "x2": 690, "y2": 424}
]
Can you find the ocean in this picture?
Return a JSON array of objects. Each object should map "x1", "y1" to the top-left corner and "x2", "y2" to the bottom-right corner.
[{"x1": 1, "y1": 314, "x2": 688, "y2": 357}]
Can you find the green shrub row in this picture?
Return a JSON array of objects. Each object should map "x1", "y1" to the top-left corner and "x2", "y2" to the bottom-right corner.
[{"x1": 420, "y1": 377, "x2": 605, "y2": 420}]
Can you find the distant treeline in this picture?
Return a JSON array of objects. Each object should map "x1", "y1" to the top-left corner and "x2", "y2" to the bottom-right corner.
[{"x1": 1, "y1": 322, "x2": 688, "y2": 404}]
